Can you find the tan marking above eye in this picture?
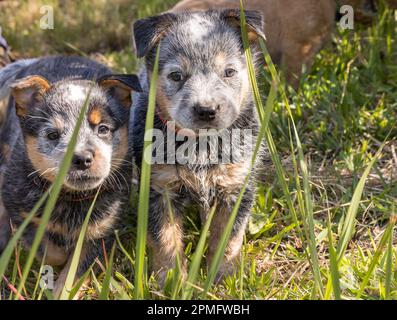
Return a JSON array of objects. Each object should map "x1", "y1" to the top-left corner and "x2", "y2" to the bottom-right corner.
[
  {"x1": 51, "y1": 117, "x2": 64, "y2": 131},
  {"x1": 215, "y1": 51, "x2": 227, "y2": 67},
  {"x1": 88, "y1": 108, "x2": 102, "y2": 125}
]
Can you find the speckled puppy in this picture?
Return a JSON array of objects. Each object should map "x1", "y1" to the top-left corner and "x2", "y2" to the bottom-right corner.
[
  {"x1": 131, "y1": 10, "x2": 267, "y2": 282},
  {"x1": 0, "y1": 56, "x2": 141, "y2": 297}
]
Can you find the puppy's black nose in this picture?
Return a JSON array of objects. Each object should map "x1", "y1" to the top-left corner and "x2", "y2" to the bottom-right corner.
[
  {"x1": 72, "y1": 151, "x2": 93, "y2": 170},
  {"x1": 193, "y1": 104, "x2": 217, "y2": 121}
]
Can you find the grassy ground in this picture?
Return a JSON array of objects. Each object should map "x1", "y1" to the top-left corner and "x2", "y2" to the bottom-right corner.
[{"x1": 0, "y1": 0, "x2": 396, "y2": 300}]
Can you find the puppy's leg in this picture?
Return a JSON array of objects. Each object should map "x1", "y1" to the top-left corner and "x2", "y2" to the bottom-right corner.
[
  {"x1": 0, "y1": 204, "x2": 10, "y2": 253},
  {"x1": 148, "y1": 191, "x2": 185, "y2": 286},
  {"x1": 53, "y1": 239, "x2": 110, "y2": 299},
  {"x1": 207, "y1": 188, "x2": 254, "y2": 281},
  {"x1": 0, "y1": 173, "x2": 11, "y2": 253},
  {"x1": 53, "y1": 253, "x2": 75, "y2": 299}
]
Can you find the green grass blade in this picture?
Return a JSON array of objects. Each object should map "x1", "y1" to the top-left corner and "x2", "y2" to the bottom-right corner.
[
  {"x1": 258, "y1": 33, "x2": 324, "y2": 297},
  {"x1": 258, "y1": 23, "x2": 323, "y2": 294},
  {"x1": 182, "y1": 203, "x2": 216, "y2": 300},
  {"x1": 286, "y1": 120, "x2": 320, "y2": 289},
  {"x1": 257, "y1": 38, "x2": 304, "y2": 242},
  {"x1": 202, "y1": 87, "x2": 274, "y2": 294},
  {"x1": 200, "y1": 2, "x2": 278, "y2": 296},
  {"x1": 68, "y1": 267, "x2": 92, "y2": 300},
  {"x1": 32, "y1": 249, "x2": 49, "y2": 300},
  {"x1": 15, "y1": 87, "x2": 93, "y2": 298},
  {"x1": 356, "y1": 219, "x2": 395, "y2": 299},
  {"x1": 327, "y1": 218, "x2": 341, "y2": 300},
  {"x1": 99, "y1": 242, "x2": 116, "y2": 300},
  {"x1": 115, "y1": 231, "x2": 134, "y2": 267},
  {"x1": 384, "y1": 216, "x2": 394, "y2": 300},
  {"x1": 202, "y1": 6, "x2": 277, "y2": 288},
  {"x1": 295, "y1": 131, "x2": 323, "y2": 298},
  {"x1": 202, "y1": 125, "x2": 265, "y2": 294},
  {"x1": 110, "y1": 277, "x2": 130, "y2": 300},
  {"x1": 163, "y1": 190, "x2": 183, "y2": 299},
  {"x1": 0, "y1": 190, "x2": 49, "y2": 283},
  {"x1": 134, "y1": 44, "x2": 160, "y2": 299},
  {"x1": 239, "y1": 1, "x2": 265, "y2": 122},
  {"x1": 59, "y1": 187, "x2": 101, "y2": 300},
  {"x1": 239, "y1": 235, "x2": 247, "y2": 299},
  {"x1": 336, "y1": 148, "x2": 384, "y2": 261}
]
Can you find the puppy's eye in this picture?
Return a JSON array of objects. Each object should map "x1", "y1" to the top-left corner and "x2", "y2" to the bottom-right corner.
[
  {"x1": 224, "y1": 68, "x2": 237, "y2": 78},
  {"x1": 98, "y1": 124, "x2": 110, "y2": 136},
  {"x1": 168, "y1": 72, "x2": 183, "y2": 82},
  {"x1": 47, "y1": 131, "x2": 60, "y2": 141}
]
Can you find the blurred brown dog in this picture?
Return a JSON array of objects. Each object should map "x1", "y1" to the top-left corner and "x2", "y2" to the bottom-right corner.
[
  {"x1": 343, "y1": 0, "x2": 397, "y2": 23},
  {"x1": 171, "y1": 0, "x2": 336, "y2": 88},
  {"x1": 171, "y1": 0, "x2": 396, "y2": 87}
]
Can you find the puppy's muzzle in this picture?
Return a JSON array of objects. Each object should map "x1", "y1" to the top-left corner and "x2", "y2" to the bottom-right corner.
[
  {"x1": 72, "y1": 150, "x2": 94, "y2": 171},
  {"x1": 193, "y1": 103, "x2": 219, "y2": 122}
]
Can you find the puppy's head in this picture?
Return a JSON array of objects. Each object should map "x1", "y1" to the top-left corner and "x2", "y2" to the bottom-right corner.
[
  {"x1": 133, "y1": 10, "x2": 265, "y2": 132},
  {"x1": 10, "y1": 74, "x2": 141, "y2": 191}
]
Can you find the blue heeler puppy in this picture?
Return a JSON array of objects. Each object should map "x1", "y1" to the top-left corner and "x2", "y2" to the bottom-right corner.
[
  {"x1": 0, "y1": 56, "x2": 141, "y2": 297},
  {"x1": 131, "y1": 10, "x2": 267, "y2": 282}
]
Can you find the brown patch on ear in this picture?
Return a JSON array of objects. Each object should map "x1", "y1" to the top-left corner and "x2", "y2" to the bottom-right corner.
[
  {"x1": 246, "y1": 30, "x2": 261, "y2": 42},
  {"x1": 10, "y1": 76, "x2": 50, "y2": 117},
  {"x1": 221, "y1": 9, "x2": 266, "y2": 43},
  {"x1": 226, "y1": 19, "x2": 262, "y2": 42},
  {"x1": 88, "y1": 107, "x2": 102, "y2": 125},
  {"x1": 98, "y1": 74, "x2": 141, "y2": 108},
  {"x1": 99, "y1": 79, "x2": 132, "y2": 108}
]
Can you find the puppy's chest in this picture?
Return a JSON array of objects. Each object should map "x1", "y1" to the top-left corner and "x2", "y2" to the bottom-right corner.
[
  {"x1": 43, "y1": 199, "x2": 121, "y2": 247},
  {"x1": 151, "y1": 162, "x2": 250, "y2": 204}
]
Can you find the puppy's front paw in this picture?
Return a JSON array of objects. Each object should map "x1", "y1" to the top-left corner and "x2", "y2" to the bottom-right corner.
[
  {"x1": 153, "y1": 259, "x2": 187, "y2": 289},
  {"x1": 213, "y1": 261, "x2": 239, "y2": 284}
]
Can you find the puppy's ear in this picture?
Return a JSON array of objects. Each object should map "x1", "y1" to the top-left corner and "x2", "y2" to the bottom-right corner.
[
  {"x1": 220, "y1": 9, "x2": 266, "y2": 42},
  {"x1": 132, "y1": 13, "x2": 177, "y2": 58},
  {"x1": 98, "y1": 74, "x2": 142, "y2": 108},
  {"x1": 10, "y1": 76, "x2": 51, "y2": 117}
]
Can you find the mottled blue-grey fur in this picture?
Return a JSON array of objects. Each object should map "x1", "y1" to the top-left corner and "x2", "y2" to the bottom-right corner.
[{"x1": 131, "y1": 9, "x2": 267, "y2": 282}]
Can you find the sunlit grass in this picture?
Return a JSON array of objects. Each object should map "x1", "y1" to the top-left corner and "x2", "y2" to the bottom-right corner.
[{"x1": 0, "y1": 0, "x2": 396, "y2": 301}]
